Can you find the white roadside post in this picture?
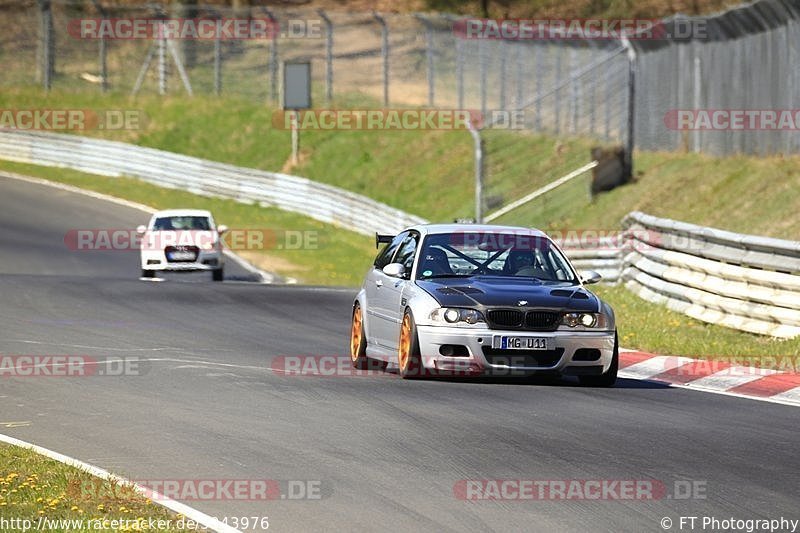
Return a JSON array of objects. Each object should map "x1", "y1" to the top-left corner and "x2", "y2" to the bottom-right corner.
[{"x1": 282, "y1": 62, "x2": 312, "y2": 166}]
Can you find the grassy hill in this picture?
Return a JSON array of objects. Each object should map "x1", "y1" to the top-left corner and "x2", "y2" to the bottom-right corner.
[{"x1": 2, "y1": 88, "x2": 797, "y2": 239}]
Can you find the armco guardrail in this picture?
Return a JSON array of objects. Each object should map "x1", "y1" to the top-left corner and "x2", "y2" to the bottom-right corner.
[
  {"x1": 622, "y1": 212, "x2": 800, "y2": 338},
  {"x1": 0, "y1": 130, "x2": 427, "y2": 236},
  {"x1": 556, "y1": 212, "x2": 800, "y2": 338},
  {"x1": 561, "y1": 212, "x2": 800, "y2": 338}
]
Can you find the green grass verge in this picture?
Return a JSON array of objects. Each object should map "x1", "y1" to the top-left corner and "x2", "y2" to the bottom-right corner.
[
  {"x1": 0, "y1": 160, "x2": 374, "y2": 287},
  {"x1": 0, "y1": 444, "x2": 199, "y2": 532},
  {"x1": 2, "y1": 88, "x2": 799, "y2": 238}
]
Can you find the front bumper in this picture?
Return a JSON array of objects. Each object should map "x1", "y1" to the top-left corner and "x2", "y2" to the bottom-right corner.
[
  {"x1": 415, "y1": 325, "x2": 615, "y2": 377},
  {"x1": 140, "y1": 250, "x2": 224, "y2": 272}
]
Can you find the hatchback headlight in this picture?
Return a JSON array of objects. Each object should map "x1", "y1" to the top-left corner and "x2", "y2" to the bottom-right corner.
[
  {"x1": 430, "y1": 308, "x2": 485, "y2": 325},
  {"x1": 199, "y1": 241, "x2": 216, "y2": 251},
  {"x1": 562, "y1": 312, "x2": 606, "y2": 329}
]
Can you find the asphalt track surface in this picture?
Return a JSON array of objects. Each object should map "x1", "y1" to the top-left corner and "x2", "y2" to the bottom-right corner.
[{"x1": 0, "y1": 175, "x2": 798, "y2": 532}]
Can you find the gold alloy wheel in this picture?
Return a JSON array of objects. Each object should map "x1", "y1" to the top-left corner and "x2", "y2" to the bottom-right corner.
[
  {"x1": 398, "y1": 313, "x2": 411, "y2": 371},
  {"x1": 350, "y1": 305, "x2": 363, "y2": 362}
]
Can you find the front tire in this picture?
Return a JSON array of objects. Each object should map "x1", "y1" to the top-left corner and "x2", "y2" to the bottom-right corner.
[
  {"x1": 579, "y1": 331, "x2": 618, "y2": 387},
  {"x1": 141, "y1": 269, "x2": 154, "y2": 279},
  {"x1": 212, "y1": 267, "x2": 224, "y2": 281},
  {"x1": 398, "y1": 310, "x2": 423, "y2": 379}
]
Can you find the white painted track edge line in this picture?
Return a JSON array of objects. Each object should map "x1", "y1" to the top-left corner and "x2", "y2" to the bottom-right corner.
[{"x1": 0, "y1": 432, "x2": 242, "y2": 533}]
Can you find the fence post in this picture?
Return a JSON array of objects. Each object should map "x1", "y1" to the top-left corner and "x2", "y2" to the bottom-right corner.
[
  {"x1": 456, "y1": 37, "x2": 464, "y2": 109},
  {"x1": 569, "y1": 48, "x2": 577, "y2": 133},
  {"x1": 468, "y1": 124, "x2": 484, "y2": 223},
  {"x1": 535, "y1": 44, "x2": 542, "y2": 131},
  {"x1": 319, "y1": 10, "x2": 333, "y2": 103},
  {"x1": 621, "y1": 36, "x2": 637, "y2": 178},
  {"x1": 515, "y1": 42, "x2": 524, "y2": 108},
  {"x1": 554, "y1": 47, "x2": 562, "y2": 134},
  {"x1": 604, "y1": 56, "x2": 611, "y2": 141},
  {"x1": 262, "y1": 7, "x2": 278, "y2": 104},
  {"x1": 479, "y1": 39, "x2": 487, "y2": 115},
  {"x1": 693, "y1": 53, "x2": 701, "y2": 153},
  {"x1": 91, "y1": 0, "x2": 108, "y2": 93},
  {"x1": 37, "y1": 0, "x2": 54, "y2": 91},
  {"x1": 373, "y1": 12, "x2": 389, "y2": 106},
  {"x1": 157, "y1": 21, "x2": 167, "y2": 95},
  {"x1": 214, "y1": 28, "x2": 222, "y2": 95},
  {"x1": 499, "y1": 41, "x2": 507, "y2": 110},
  {"x1": 415, "y1": 14, "x2": 434, "y2": 107}
]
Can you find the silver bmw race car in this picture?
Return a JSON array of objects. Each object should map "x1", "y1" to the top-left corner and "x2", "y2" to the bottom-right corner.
[{"x1": 350, "y1": 224, "x2": 618, "y2": 385}]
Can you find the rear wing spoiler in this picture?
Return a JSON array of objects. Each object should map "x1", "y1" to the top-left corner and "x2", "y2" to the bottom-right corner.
[{"x1": 375, "y1": 233, "x2": 394, "y2": 249}]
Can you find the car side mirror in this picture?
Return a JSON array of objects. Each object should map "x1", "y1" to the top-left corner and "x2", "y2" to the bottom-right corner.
[
  {"x1": 382, "y1": 263, "x2": 406, "y2": 278},
  {"x1": 217, "y1": 224, "x2": 228, "y2": 234},
  {"x1": 136, "y1": 225, "x2": 147, "y2": 234},
  {"x1": 580, "y1": 270, "x2": 602, "y2": 285}
]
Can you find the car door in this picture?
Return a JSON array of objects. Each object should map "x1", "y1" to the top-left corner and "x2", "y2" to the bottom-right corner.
[
  {"x1": 376, "y1": 232, "x2": 420, "y2": 351},
  {"x1": 365, "y1": 232, "x2": 406, "y2": 348}
]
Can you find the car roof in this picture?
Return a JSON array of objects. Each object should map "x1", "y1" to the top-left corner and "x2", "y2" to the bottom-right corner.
[
  {"x1": 151, "y1": 209, "x2": 213, "y2": 218},
  {"x1": 405, "y1": 223, "x2": 550, "y2": 239}
]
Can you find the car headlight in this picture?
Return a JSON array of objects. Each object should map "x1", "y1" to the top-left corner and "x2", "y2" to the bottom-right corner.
[
  {"x1": 561, "y1": 312, "x2": 607, "y2": 329},
  {"x1": 430, "y1": 308, "x2": 485, "y2": 325},
  {"x1": 199, "y1": 241, "x2": 216, "y2": 251}
]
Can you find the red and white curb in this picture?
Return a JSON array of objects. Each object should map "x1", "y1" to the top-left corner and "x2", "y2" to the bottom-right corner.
[{"x1": 619, "y1": 349, "x2": 800, "y2": 407}]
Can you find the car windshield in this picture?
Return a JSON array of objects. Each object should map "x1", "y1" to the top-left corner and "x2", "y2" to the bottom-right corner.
[
  {"x1": 417, "y1": 231, "x2": 577, "y2": 283},
  {"x1": 153, "y1": 216, "x2": 211, "y2": 231}
]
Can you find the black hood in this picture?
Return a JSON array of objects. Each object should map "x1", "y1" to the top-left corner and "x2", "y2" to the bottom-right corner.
[{"x1": 416, "y1": 276, "x2": 599, "y2": 312}]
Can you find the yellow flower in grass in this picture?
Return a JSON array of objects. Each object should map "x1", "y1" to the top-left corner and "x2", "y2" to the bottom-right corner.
[{"x1": 71, "y1": 505, "x2": 79, "y2": 511}]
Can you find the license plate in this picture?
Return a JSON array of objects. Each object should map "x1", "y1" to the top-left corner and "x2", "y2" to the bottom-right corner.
[
  {"x1": 494, "y1": 336, "x2": 551, "y2": 350},
  {"x1": 168, "y1": 251, "x2": 196, "y2": 261}
]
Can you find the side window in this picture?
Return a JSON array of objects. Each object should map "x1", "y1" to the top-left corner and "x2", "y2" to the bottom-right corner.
[
  {"x1": 374, "y1": 232, "x2": 407, "y2": 270},
  {"x1": 394, "y1": 233, "x2": 420, "y2": 275}
]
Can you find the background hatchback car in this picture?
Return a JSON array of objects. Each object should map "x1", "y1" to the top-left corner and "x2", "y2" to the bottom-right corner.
[
  {"x1": 137, "y1": 209, "x2": 227, "y2": 281},
  {"x1": 350, "y1": 224, "x2": 618, "y2": 385}
]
